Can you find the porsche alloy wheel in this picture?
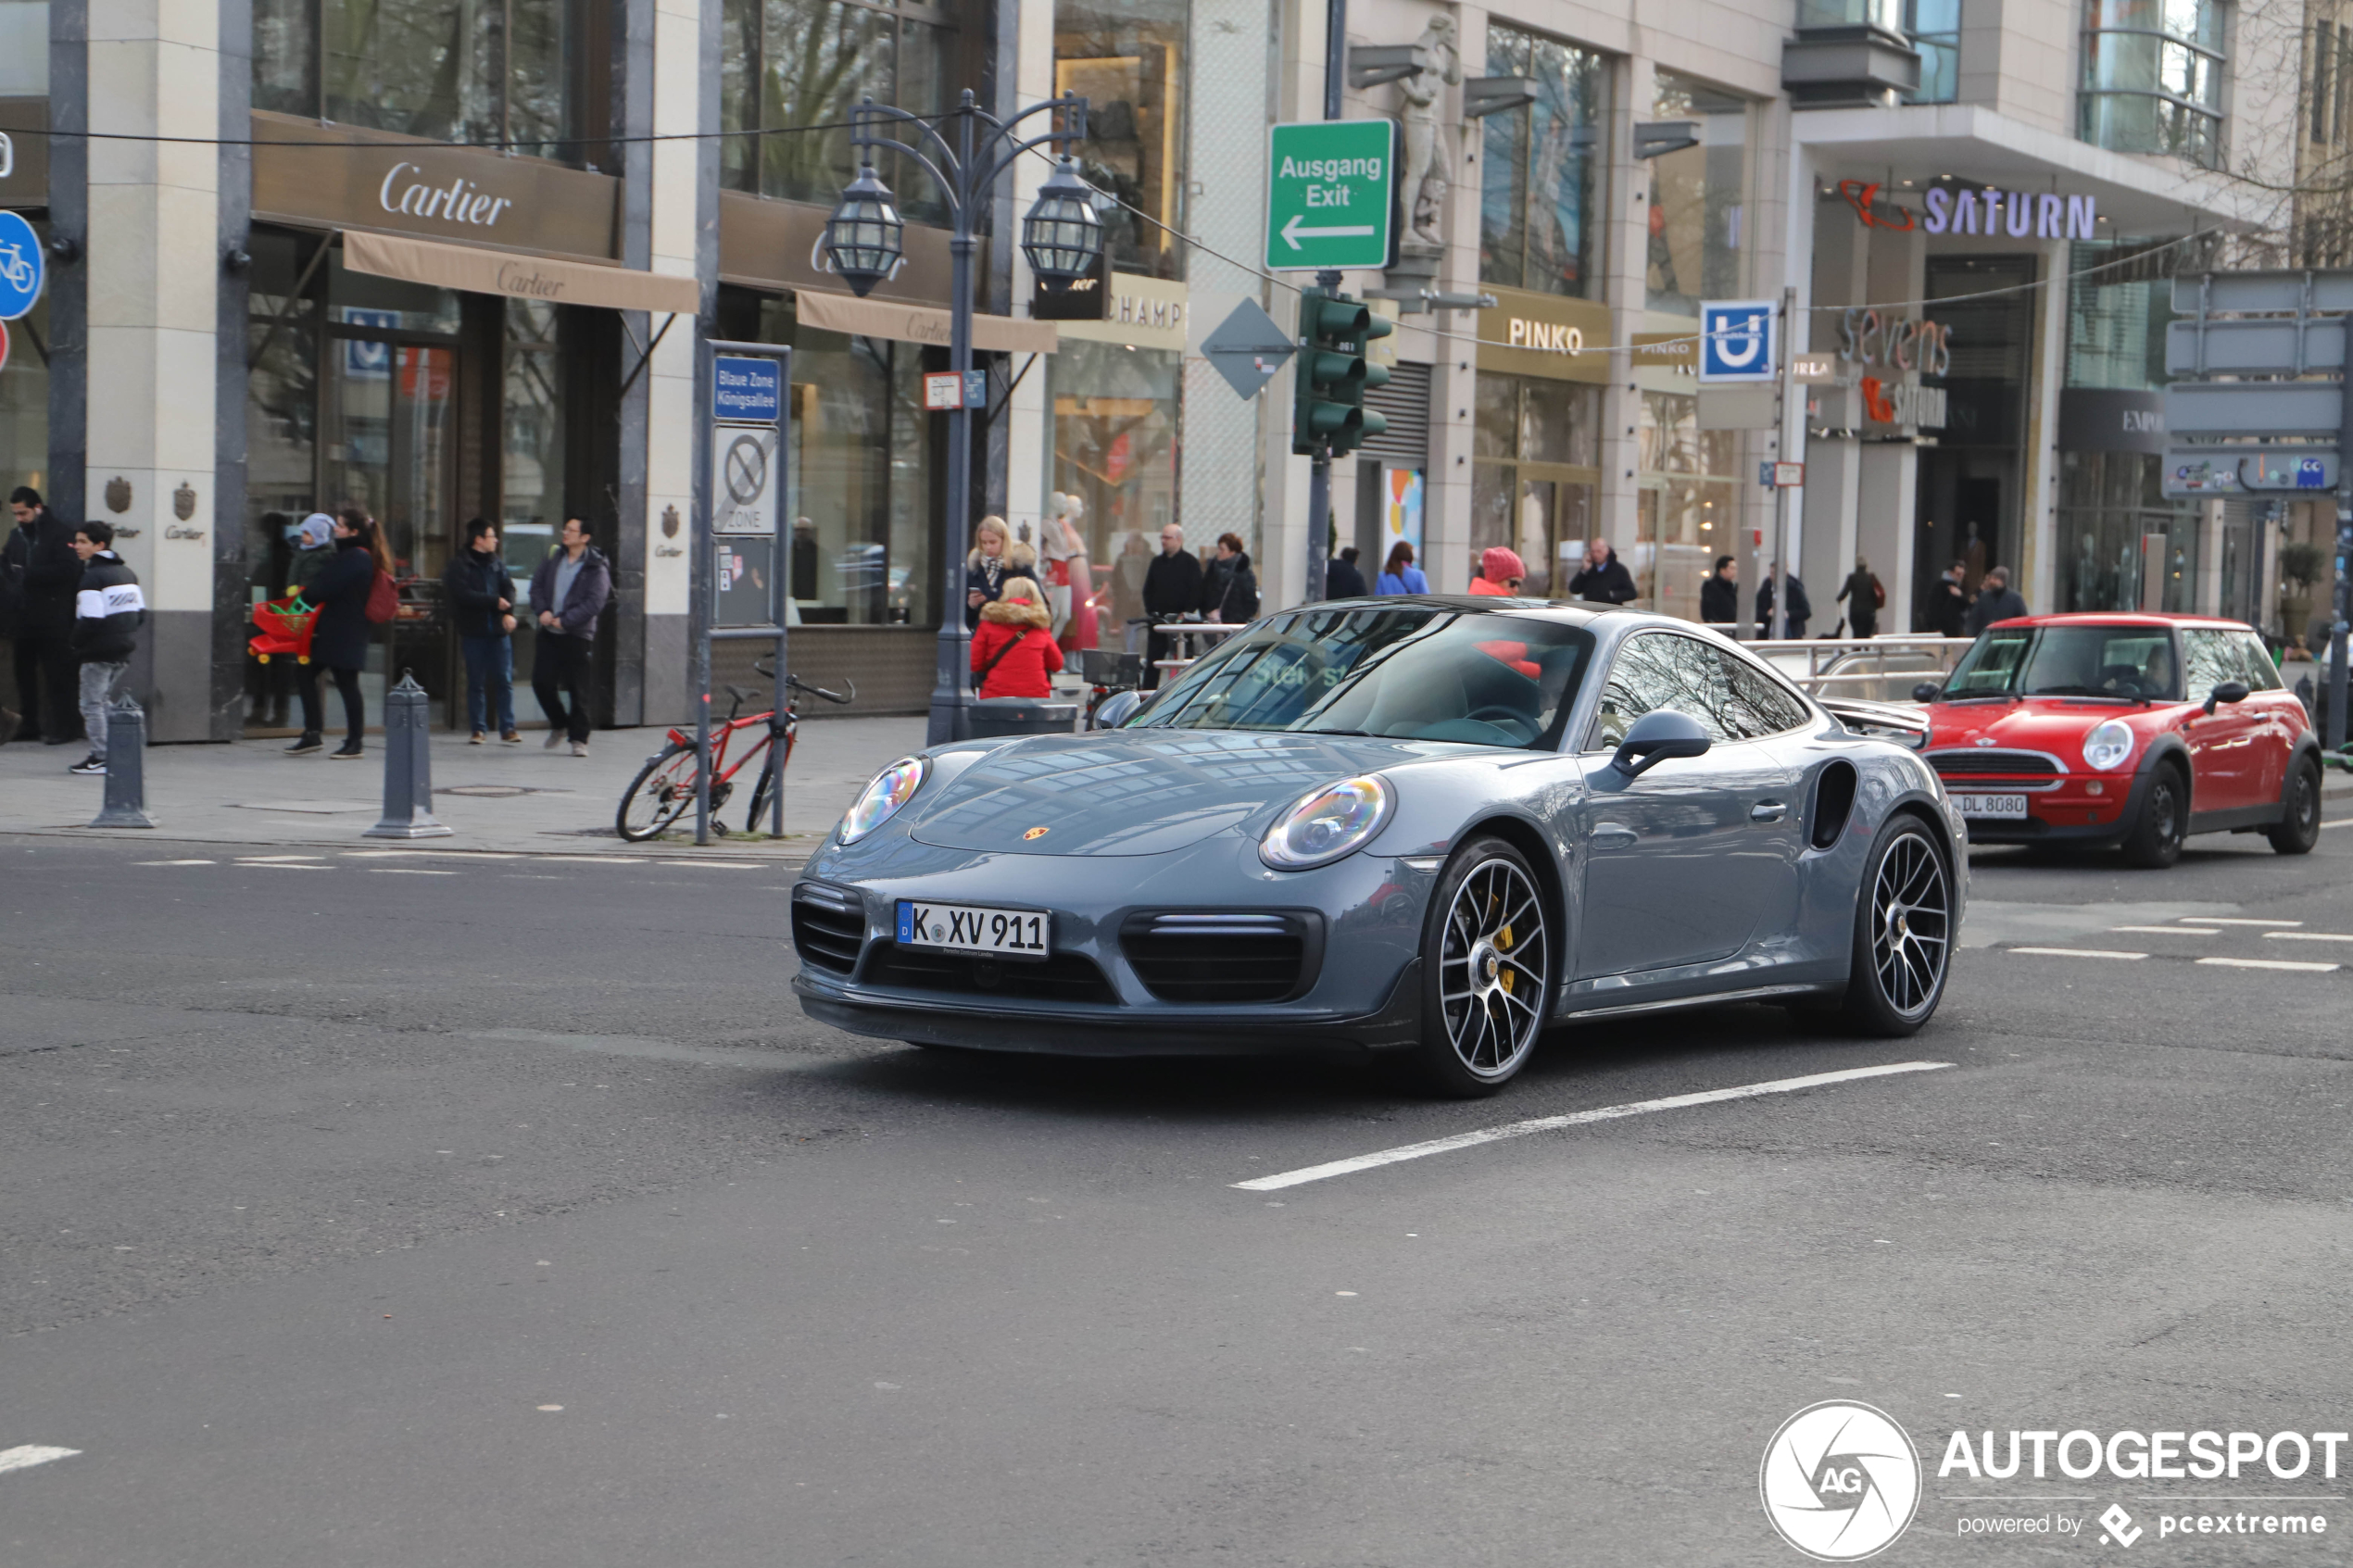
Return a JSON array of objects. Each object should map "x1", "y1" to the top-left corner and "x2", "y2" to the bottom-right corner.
[
  {"x1": 1415, "y1": 837, "x2": 1552, "y2": 1096},
  {"x1": 1843, "y1": 817, "x2": 1951, "y2": 1035}
]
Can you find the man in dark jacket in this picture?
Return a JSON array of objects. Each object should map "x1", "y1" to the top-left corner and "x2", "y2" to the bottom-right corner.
[
  {"x1": 1139, "y1": 522, "x2": 1202, "y2": 688},
  {"x1": 1699, "y1": 556, "x2": 1738, "y2": 625},
  {"x1": 528, "y1": 516, "x2": 612, "y2": 756},
  {"x1": 3, "y1": 485, "x2": 83, "y2": 745},
  {"x1": 1755, "y1": 565, "x2": 1811, "y2": 639},
  {"x1": 444, "y1": 518, "x2": 522, "y2": 743},
  {"x1": 1963, "y1": 565, "x2": 2029, "y2": 634},
  {"x1": 1567, "y1": 538, "x2": 1637, "y2": 605},
  {"x1": 1327, "y1": 546, "x2": 1368, "y2": 599},
  {"x1": 1929, "y1": 560, "x2": 1969, "y2": 638},
  {"x1": 64, "y1": 521, "x2": 145, "y2": 775}
]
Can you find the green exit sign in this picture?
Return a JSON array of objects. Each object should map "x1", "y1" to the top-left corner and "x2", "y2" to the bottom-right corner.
[{"x1": 1264, "y1": 120, "x2": 1396, "y2": 272}]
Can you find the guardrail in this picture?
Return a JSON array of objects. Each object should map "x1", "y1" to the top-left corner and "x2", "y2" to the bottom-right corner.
[{"x1": 1746, "y1": 636, "x2": 1976, "y2": 697}]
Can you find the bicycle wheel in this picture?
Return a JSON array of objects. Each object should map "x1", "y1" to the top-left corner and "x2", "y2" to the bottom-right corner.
[
  {"x1": 616, "y1": 743, "x2": 699, "y2": 842},
  {"x1": 744, "y1": 725, "x2": 792, "y2": 834}
]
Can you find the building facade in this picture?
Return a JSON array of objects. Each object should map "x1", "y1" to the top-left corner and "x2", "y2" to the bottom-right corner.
[{"x1": 0, "y1": 0, "x2": 2307, "y2": 744}]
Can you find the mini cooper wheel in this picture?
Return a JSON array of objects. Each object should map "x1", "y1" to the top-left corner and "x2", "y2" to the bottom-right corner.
[
  {"x1": 1410, "y1": 836, "x2": 1552, "y2": 1097},
  {"x1": 2268, "y1": 754, "x2": 2322, "y2": 856},
  {"x1": 2120, "y1": 762, "x2": 2186, "y2": 869},
  {"x1": 1842, "y1": 816, "x2": 1953, "y2": 1036}
]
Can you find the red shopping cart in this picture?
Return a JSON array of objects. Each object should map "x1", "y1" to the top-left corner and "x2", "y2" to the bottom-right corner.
[{"x1": 248, "y1": 594, "x2": 319, "y2": 665}]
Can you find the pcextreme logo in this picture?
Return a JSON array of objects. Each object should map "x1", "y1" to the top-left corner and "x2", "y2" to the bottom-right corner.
[{"x1": 1761, "y1": 1401, "x2": 1923, "y2": 1561}]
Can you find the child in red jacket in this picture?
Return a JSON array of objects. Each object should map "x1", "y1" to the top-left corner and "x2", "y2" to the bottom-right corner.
[{"x1": 971, "y1": 575, "x2": 1063, "y2": 698}]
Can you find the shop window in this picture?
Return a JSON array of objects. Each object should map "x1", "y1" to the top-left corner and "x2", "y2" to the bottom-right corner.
[
  {"x1": 501, "y1": 298, "x2": 564, "y2": 580},
  {"x1": 1050, "y1": 337, "x2": 1179, "y2": 635},
  {"x1": 723, "y1": 0, "x2": 960, "y2": 224},
  {"x1": 255, "y1": 0, "x2": 602, "y2": 164},
  {"x1": 0, "y1": 1, "x2": 48, "y2": 94},
  {"x1": 2065, "y1": 238, "x2": 2179, "y2": 391},
  {"x1": 1478, "y1": 24, "x2": 1608, "y2": 299},
  {"x1": 2057, "y1": 451, "x2": 2198, "y2": 613},
  {"x1": 1904, "y1": 0, "x2": 1961, "y2": 104},
  {"x1": 2078, "y1": 0, "x2": 2226, "y2": 169},
  {"x1": 1635, "y1": 391, "x2": 1738, "y2": 623},
  {"x1": 1469, "y1": 371, "x2": 1599, "y2": 598},
  {"x1": 1056, "y1": 0, "x2": 1186, "y2": 281},
  {"x1": 1646, "y1": 72, "x2": 1749, "y2": 320}
]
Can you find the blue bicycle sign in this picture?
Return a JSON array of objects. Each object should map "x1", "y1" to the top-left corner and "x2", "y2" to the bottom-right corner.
[{"x1": 0, "y1": 210, "x2": 44, "y2": 320}]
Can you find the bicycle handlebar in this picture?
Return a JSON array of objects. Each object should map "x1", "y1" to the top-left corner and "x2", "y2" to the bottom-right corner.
[{"x1": 748, "y1": 659, "x2": 854, "y2": 706}]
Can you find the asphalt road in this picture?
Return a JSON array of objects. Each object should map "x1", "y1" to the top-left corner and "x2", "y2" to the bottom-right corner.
[{"x1": 5, "y1": 822, "x2": 2352, "y2": 1565}]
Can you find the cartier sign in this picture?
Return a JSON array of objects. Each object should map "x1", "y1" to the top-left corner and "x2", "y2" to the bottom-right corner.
[{"x1": 378, "y1": 162, "x2": 515, "y2": 230}]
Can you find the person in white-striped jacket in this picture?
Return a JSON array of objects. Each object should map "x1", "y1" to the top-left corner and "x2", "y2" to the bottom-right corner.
[{"x1": 65, "y1": 520, "x2": 145, "y2": 776}]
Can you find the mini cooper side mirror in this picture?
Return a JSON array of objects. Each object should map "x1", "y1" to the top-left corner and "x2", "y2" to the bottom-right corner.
[
  {"x1": 1912, "y1": 681, "x2": 1944, "y2": 704},
  {"x1": 2203, "y1": 679, "x2": 2250, "y2": 715},
  {"x1": 1610, "y1": 709, "x2": 1712, "y2": 780}
]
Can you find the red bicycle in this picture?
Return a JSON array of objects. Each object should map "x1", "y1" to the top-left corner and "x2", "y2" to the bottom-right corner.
[{"x1": 616, "y1": 665, "x2": 852, "y2": 841}]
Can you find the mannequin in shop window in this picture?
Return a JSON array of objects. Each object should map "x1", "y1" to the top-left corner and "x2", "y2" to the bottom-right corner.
[{"x1": 1040, "y1": 492, "x2": 1098, "y2": 656}]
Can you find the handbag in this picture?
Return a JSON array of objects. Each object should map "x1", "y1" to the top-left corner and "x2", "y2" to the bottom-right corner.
[
  {"x1": 1870, "y1": 576, "x2": 1886, "y2": 609},
  {"x1": 364, "y1": 568, "x2": 399, "y2": 624},
  {"x1": 973, "y1": 627, "x2": 1029, "y2": 692}
]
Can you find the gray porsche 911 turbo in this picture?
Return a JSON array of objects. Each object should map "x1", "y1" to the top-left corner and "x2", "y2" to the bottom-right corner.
[{"x1": 790, "y1": 597, "x2": 1965, "y2": 1096}]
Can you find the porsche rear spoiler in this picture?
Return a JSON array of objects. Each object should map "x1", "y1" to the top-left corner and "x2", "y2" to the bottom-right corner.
[{"x1": 1818, "y1": 696, "x2": 1931, "y2": 750}]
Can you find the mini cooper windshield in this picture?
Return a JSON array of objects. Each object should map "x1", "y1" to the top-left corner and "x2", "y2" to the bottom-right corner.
[
  {"x1": 1944, "y1": 625, "x2": 2182, "y2": 702},
  {"x1": 1131, "y1": 607, "x2": 1595, "y2": 749}
]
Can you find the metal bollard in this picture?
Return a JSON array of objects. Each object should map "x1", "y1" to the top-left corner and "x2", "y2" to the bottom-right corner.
[
  {"x1": 88, "y1": 695, "x2": 156, "y2": 829},
  {"x1": 365, "y1": 671, "x2": 452, "y2": 839}
]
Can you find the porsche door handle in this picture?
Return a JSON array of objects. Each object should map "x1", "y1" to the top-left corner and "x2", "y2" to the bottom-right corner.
[
  {"x1": 1750, "y1": 800, "x2": 1788, "y2": 823},
  {"x1": 1591, "y1": 822, "x2": 1640, "y2": 849}
]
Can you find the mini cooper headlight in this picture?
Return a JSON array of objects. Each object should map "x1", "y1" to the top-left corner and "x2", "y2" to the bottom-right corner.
[
  {"x1": 1260, "y1": 774, "x2": 1392, "y2": 870},
  {"x1": 838, "y1": 756, "x2": 927, "y2": 844},
  {"x1": 2082, "y1": 719, "x2": 2133, "y2": 772}
]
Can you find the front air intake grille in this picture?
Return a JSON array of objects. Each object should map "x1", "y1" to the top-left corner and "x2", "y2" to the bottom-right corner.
[
  {"x1": 863, "y1": 944, "x2": 1121, "y2": 1005},
  {"x1": 790, "y1": 885, "x2": 866, "y2": 975},
  {"x1": 1928, "y1": 749, "x2": 2063, "y2": 787},
  {"x1": 1120, "y1": 911, "x2": 1320, "y2": 1004}
]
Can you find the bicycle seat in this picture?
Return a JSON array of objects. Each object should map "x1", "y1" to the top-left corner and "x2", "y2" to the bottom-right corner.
[{"x1": 724, "y1": 684, "x2": 755, "y2": 706}]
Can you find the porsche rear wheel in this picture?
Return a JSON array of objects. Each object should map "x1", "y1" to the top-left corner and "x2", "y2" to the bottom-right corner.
[
  {"x1": 1841, "y1": 816, "x2": 1952, "y2": 1036},
  {"x1": 1410, "y1": 836, "x2": 1552, "y2": 1098},
  {"x1": 2268, "y1": 755, "x2": 2322, "y2": 855}
]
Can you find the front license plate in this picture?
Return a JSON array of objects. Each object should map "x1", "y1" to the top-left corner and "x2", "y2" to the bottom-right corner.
[
  {"x1": 896, "y1": 900, "x2": 1051, "y2": 959},
  {"x1": 1950, "y1": 793, "x2": 2029, "y2": 820}
]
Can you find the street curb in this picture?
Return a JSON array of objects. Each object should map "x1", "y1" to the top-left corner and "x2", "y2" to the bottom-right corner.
[{"x1": 0, "y1": 828, "x2": 815, "y2": 871}]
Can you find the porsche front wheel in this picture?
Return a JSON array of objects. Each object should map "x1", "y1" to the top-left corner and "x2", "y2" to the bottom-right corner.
[
  {"x1": 1409, "y1": 836, "x2": 1552, "y2": 1098},
  {"x1": 1842, "y1": 816, "x2": 1953, "y2": 1036}
]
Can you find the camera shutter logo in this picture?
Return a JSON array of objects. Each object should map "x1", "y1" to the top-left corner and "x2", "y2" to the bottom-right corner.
[{"x1": 1760, "y1": 1401, "x2": 1921, "y2": 1561}]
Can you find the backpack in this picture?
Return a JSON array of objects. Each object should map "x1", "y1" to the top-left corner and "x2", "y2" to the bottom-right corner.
[{"x1": 364, "y1": 568, "x2": 399, "y2": 624}]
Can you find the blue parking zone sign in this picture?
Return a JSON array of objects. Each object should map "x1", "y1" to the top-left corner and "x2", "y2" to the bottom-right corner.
[
  {"x1": 714, "y1": 356, "x2": 783, "y2": 423},
  {"x1": 1698, "y1": 299, "x2": 1778, "y2": 383}
]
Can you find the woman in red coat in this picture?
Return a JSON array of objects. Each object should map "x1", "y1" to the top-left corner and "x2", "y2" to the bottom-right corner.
[{"x1": 970, "y1": 575, "x2": 1063, "y2": 699}]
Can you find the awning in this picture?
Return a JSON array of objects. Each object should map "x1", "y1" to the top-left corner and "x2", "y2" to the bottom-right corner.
[
  {"x1": 343, "y1": 230, "x2": 701, "y2": 315},
  {"x1": 795, "y1": 288, "x2": 1058, "y2": 355}
]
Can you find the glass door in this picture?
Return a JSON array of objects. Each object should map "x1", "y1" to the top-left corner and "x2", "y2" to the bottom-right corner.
[{"x1": 321, "y1": 325, "x2": 460, "y2": 727}]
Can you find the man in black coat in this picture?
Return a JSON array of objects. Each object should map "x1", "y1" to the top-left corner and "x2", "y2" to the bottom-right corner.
[
  {"x1": 1755, "y1": 565, "x2": 1811, "y2": 639},
  {"x1": 1567, "y1": 538, "x2": 1638, "y2": 605},
  {"x1": 1699, "y1": 556, "x2": 1738, "y2": 625},
  {"x1": 1327, "y1": 546, "x2": 1368, "y2": 599},
  {"x1": 1963, "y1": 565, "x2": 2029, "y2": 634},
  {"x1": 1, "y1": 486, "x2": 83, "y2": 745},
  {"x1": 1929, "y1": 560, "x2": 1969, "y2": 638},
  {"x1": 527, "y1": 516, "x2": 614, "y2": 756},
  {"x1": 1139, "y1": 522, "x2": 1202, "y2": 688}
]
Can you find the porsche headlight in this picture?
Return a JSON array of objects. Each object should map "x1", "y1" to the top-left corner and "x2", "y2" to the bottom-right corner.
[
  {"x1": 838, "y1": 756, "x2": 927, "y2": 844},
  {"x1": 1260, "y1": 775, "x2": 1392, "y2": 870},
  {"x1": 2082, "y1": 720, "x2": 2133, "y2": 772}
]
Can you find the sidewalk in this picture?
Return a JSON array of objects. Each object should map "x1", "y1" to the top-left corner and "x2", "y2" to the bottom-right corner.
[{"x1": 0, "y1": 716, "x2": 928, "y2": 859}]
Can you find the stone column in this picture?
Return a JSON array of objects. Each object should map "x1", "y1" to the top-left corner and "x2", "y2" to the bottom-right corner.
[
  {"x1": 1595, "y1": 54, "x2": 1655, "y2": 564},
  {"x1": 2019, "y1": 233, "x2": 2069, "y2": 614},
  {"x1": 1421, "y1": 4, "x2": 1483, "y2": 596}
]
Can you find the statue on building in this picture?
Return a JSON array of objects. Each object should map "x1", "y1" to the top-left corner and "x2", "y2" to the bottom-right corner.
[{"x1": 1396, "y1": 14, "x2": 1462, "y2": 250}]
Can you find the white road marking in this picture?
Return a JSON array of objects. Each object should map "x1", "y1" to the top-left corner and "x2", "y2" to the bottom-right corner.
[
  {"x1": 2188, "y1": 917, "x2": 2303, "y2": 927},
  {"x1": 237, "y1": 862, "x2": 331, "y2": 872},
  {"x1": 656, "y1": 860, "x2": 764, "y2": 870},
  {"x1": 0, "y1": 1445, "x2": 80, "y2": 1475},
  {"x1": 2111, "y1": 925, "x2": 2218, "y2": 935},
  {"x1": 2008, "y1": 947, "x2": 2146, "y2": 960},
  {"x1": 132, "y1": 859, "x2": 215, "y2": 866},
  {"x1": 2266, "y1": 931, "x2": 2353, "y2": 943},
  {"x1": 368, "y1": 867, "x2": 457, "y2": 876},
  {"x1": 2196, "y1": 956, "x2": 2341, "y2": 973},
  {"x1": 2322, "y1": 819, "x2": 2353, "y2": 831},
  {"x1": 1231, "y1": 1061, "x2": 1954, "y2": 1192},
  {"x1": 236, "y1": 854, "x2": 327, "y2": 863}
]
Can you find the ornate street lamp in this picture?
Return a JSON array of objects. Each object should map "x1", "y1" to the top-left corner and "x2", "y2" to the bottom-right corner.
[
  {"x1": 819, "y1": 162, "x2": 906, "y2": 297},
  {"x1": 1020, "y1": 157, "x2": 1103, "y2": 287}
]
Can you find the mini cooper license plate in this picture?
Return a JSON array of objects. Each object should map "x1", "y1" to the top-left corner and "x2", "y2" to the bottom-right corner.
[
  {"x1": 897, "y1": 900, "x2": 1050, "y2": 959},
  {"x1": 1950, "y1": 792, "x2": 2029, "y2": 820}
]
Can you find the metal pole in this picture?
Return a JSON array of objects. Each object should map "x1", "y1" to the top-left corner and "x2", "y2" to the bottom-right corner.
[
  {"x1": 2333, "y1": 355, "x2": 2352, "y2": 751},
  {"x1": 692, "y1": 326, "x2": 714, "y2": 845},
  {"x1": 1304, "y1": 3, "x2": 1343, "y2": 608},
  {"x1": 1769, "y1": 282, "x2": 1796, "y2": 642},
  {"x1": 88, "y1": 694, "x2": 154, "y2": 829},
  {"x1": 1323, "y1": 0, "x2": 1345, "y2": 119},
  {"x1": 773, "y1": 345, "x2": 792, "y2": 837},
  {"x1": 928, "y1": 101, "x2": 980, "y2": 747}
]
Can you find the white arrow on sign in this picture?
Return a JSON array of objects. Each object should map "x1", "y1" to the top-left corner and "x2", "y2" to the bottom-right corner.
[{"x1": 1281, "y1": 212, "x2": 1378, "y2": 250}]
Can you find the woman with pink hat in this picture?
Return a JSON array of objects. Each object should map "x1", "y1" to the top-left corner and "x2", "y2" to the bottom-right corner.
[{"x1": 1467, "y1": 546, "x2": 1526, "y2": 596}]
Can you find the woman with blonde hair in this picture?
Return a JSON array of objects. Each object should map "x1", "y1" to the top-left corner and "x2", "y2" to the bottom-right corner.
[
  {"x1": 964, "y1": 514, "x2": 1039, "y2": 629},
  {"x1": 970, "y1": 572, "x2": 1064, "y2": 699}
]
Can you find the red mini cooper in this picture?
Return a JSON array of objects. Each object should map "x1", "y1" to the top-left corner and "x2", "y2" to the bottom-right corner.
[{"x1": 1917, "y1": 614, "x2": 2324, "y2": 868}]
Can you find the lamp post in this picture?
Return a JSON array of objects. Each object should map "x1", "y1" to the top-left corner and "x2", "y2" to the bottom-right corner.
[{"x1": 820, "y1": 90, "x2": 1101, "y2": 746}]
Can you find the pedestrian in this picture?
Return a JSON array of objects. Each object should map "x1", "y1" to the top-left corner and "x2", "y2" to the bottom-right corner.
[
  {"x1": 1327, "y1": 545, "x2": 1368, "y2": 599},
  {"x1": 1140, "y1": 522, "x2": 1203, "y2": 688},
  {"x1": 64, "y1": 521, "x2": 145, "y2": 776},
  {"x1": 1930, "y1": 559, "x2": 1969, "y2": 638},
  {"x1": 1700, "y1": 555, "x2": 1739, "y2": 625},
  {"x1": 279, "y1": 513, "x2": 337, "y2": 752},
  {"x1": 1202, "y1": 533, "x2": 1259, "y2": 622},
  {"x1": 443, "y1": 517, "x2": 521, "y2": 745},
  {"x1": 308, "y1": 506, "x2": 390, "y2": 760},
  {"x1": 2, "y1": 485, "x2": 82, "y2": 747},
  {"x1": 1964, "y1": 564, "x2": 2029, "y2": 634},
  {"x1": 528, "y1": 515, "x2": 612, "y2": 757},
  {"x1": 971, "y1": 575, "x2": 1064, "y2": 699},
  {"x1": 1835, "y1": 554, "x2": 1881, "y2": 639},
  {"x1": 253, "y1": 510, "x2": 296, "y2": 728},
  {"x1": 1375, "y1": 540, "x2": 1428, "y2": 596},
  {"x1": 964, "y1": 515, "x2": 1040, "y2": 628},
  {"x1": 1756, "y1": 564, "x2": 1811, "y2": 639},
  {"x1": 1567, "y1": 537, "x2": 1638, "y2": 605},
  {"x1": 1468, "y1": 546, "x2": 1525, "y2": 596}
]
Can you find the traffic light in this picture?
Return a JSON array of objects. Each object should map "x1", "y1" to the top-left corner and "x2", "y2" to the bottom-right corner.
[{"x1": 1291, "y1": 287, "x2": 1393, "y2": 458}]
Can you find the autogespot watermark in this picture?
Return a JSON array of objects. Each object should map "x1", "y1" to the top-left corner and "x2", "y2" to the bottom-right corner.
[{"x1": 1763, "y1": 1407, "x2": 2347, "y2": 1558}]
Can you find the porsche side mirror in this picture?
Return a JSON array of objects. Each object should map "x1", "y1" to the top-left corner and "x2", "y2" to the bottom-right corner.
[
  {"x1": 1611, "y1": 709, "x2": 1712, "y2": 779},
  {"x1": 1091, "y1": 689, "x2": 1146, "y2": 730},
  {"x1": 2203, "y1": 679, "x2": 2250, "y2": 716},
  {"x1": 1912, "y1": 681, "x2": 1944, "y2": 704}
]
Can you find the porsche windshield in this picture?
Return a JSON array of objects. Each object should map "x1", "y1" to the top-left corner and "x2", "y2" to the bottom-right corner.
[
  {"x1": 1130, "y1": 608, "x2": 1595, "y2": 749},
  {"x1": 1944, "y1": 625, "x2": 2182, "y2": 701}
]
